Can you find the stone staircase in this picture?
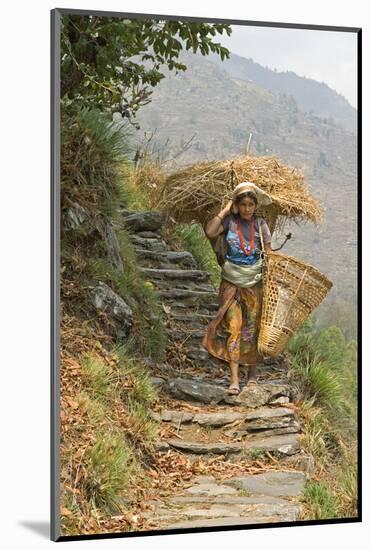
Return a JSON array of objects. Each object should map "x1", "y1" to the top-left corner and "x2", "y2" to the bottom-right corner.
[
  {"x1": 142, "y1": 471, "x2": 306, "y2": 529},
  {"x1": 121, "y1": 209, "x2": 313, "y2": 530}
]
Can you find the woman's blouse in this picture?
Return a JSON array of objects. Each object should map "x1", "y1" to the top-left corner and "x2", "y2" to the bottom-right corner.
[{"x1": 222, "y1": 213, "x2": 272, "y2": 266}]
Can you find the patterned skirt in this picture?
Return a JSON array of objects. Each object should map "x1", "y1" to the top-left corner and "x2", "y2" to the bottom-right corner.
[{"x1": 201, "y1": 278, "x2": 264, "y2": 366}]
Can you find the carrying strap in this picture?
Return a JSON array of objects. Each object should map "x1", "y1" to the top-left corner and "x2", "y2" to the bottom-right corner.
[
  {"x1": 257, "y1": 217, "x2": 268, "y2": 288},
  {"x1": 257, "y1": 217, "x2": 265, "y2": 253}
]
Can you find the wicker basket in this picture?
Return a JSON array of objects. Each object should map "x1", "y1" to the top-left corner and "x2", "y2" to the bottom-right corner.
[{"x1": 258, "y1": 252, "x2": 333, "y2": 356}]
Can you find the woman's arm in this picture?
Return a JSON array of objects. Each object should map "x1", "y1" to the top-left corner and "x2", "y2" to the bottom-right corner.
[
  {"x1": 260, "y1": 219, "x2": 273, "y2": 253},
  {"x1": 205, "y1": 200, "x2": 232, "y2": 239}
]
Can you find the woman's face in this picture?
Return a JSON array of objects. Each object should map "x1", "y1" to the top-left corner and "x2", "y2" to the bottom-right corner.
[{"x1": 236, "y1": 196, "x2": 257, "y2": 220}]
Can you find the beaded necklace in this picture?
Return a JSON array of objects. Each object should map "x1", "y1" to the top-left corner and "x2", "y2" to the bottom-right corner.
[{"x1": 236, "y1": 216, "x2": 255, "y2": 256}]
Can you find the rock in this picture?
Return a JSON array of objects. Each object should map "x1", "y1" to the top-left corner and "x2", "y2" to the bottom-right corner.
[
  {"x1": 191, "y1": 475, "x2": 217, "y2": 484},
  {"x1": 135, "y1": 249, "x2": 198, "y2": 268},
  {"x1": 223, "y1": 470, "x2": 307, "y2": 497},
  {"x1": 152, "y1": 505, "x2": 243, "y2": 519},
  {"x1": 250, "y1": 424, "x2": 300, "y2": 436},
  {"x1": 166, "y1": 440, "x2": 243, "y2": 455},
  {"x1": 154, "y1": 441, "x2": 170, "y2": 451},
  {"x1": 271, "y1": 396, "x2": 290, "y2": 405},
  {"x1": 165, "y1": 378, "x2": 227, "y2": 404},
  {"x1": 149, "y1": 410, "x2": 161, "y2": 422},
  {"x1": 243, "y1": 433, "x2": 301, "y2": 456},
  {"x1": 171, "y1": 313, "x2": 213, "y2": 323},
  {"x1": 64, "y1": 202, "x2": 91, "y2": 231},
  {"x1": 159, "y1": 516, "x2": 276, "y2": 529},
  {"x1": 192, "y1": 411, "x2": 245, "y2": 427},
  {"x1": 185, "y1": 483, "x2": 238, "y2": 496},
  {"x1": 63, "y1": 205, "x2": 124, "y2": 271},
  {"x1": 158, "y1": 288, "x2": 217, "y2": 300},
  {"x1": 136, "y1": 230, "x2": 161, "y2": 238},
  {"x1": 167, "y1": 330, "x2": 205, "y2": 341},
  {"x1": 243, "y1": 406, "x2": 295, "y2": 427},
  {"x1": 168, "y1": 495, "x2": 289, "y2": 506},
  {"x1": 225, "y1": 425, "x2": 300, "y2": 439},
  {"x1": 148, "y1": 377, "x2": 167, "y2": 391},
  {"x1": 151, "y1": 407, "x2": 300, "y2": 437},
  {"x1": 238, "y1": 407, "x2": 300, "y2": 432},
  {"x1": 129, "y1": 234, "x2": 168, "y2": 251},
  {"x1": 119, "y1": 210, "x2": 165, "y2": 232},
  {"x1": 153, "y1": 409, "x2": 195, "y2": 423},
  {"x1": 89, "y1": 282, "x2": 133, "y2": 332},
  {"x1": 237, "y1": 383, "x2": 291, "y2": 408},
  {"x1": 152, "y1": 501, "x2": 300, "y2": 523},
  {"x1": 139, "y1": 267, "x2": 210, "y2": 282},
  {"x1": 280, "y1": 452, "x2": 315, "y2": 474},
  {"x1": 165, "y1": 432, "x2": 300, "y2": 457},
  {"x1": 185, "y1": 349, "x2": 210, "y2": 362},
  {"x1": 95, "y1": 216, "x2": 124, "y2": 271},
  {"x1": 244, "y1": 502, "x2": 301, "y2": 521}
]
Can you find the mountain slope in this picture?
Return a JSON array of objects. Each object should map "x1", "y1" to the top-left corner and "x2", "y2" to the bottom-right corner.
[{"x1": 208, "y1": 51, "x2": 357, "y2": 132}]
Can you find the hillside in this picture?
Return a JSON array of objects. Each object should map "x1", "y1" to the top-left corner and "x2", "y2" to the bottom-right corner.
[{"x1": 208, "y1": 51, "x2": 357, "y2": 132}]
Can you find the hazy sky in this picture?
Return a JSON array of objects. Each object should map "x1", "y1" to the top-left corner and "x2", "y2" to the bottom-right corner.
[{"x1": 219, "y1": 25, "x2": 358, "y2": 108}]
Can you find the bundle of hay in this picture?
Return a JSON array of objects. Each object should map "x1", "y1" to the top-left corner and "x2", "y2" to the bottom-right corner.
[
  {"x1": 155, "y1": 155, "x2": 323, "y2": 235},
  {"x1": 127, "y1": 157, "x2": 167, "y2": 210}
]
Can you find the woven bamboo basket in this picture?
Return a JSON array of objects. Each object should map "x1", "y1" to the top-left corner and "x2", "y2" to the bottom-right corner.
[{"x1": 258, "y1": 252, "x2": 333, "y2": 356}]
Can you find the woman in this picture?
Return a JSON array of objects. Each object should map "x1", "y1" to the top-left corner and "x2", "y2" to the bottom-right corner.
[{"x1": 202, "y1": 181, "x2": 273, "y2": 395}]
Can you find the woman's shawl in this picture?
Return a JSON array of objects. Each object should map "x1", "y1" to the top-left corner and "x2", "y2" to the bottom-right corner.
[{"x1": 221, "y1": 257, "x2": 263, "y2": 288}]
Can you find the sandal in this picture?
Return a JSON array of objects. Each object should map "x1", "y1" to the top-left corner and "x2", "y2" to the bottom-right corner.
[
  {"x1": 227, "y1": 383, "x2": 240, "y2": 395},
  {"x1": 245, "y1": 378, "x2": 258, "y2": 387}
]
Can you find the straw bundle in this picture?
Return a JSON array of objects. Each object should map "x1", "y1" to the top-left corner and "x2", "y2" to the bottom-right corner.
[
  {"x1": 258, "y1": 251, "x2": 333, "y2": 356},
  {"x1": 127, "y1": 160, "x2": 167, "y2": 210},
  {"x1": 155, "y1": 155, "x2": 323, "y2": 235}
]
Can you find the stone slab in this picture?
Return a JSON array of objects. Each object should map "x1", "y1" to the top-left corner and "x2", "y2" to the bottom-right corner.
[{"x1": 223, "y1": 470, "x2": 307, "y2": 497}]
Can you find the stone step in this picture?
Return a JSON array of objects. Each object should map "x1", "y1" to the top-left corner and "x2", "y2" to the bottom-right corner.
[
  {"x1": 144, "y1": 501, "x2": 301, "y2": 526},
  {"x1": 164, "y1": 301, "x2": 215, "y2": 314},
  {"x1": 150, "y1": 406, "x2": 297, "y2": 429},
  {"x1": 157, "y1": 432, "x2": 301, "y2": 456},
  {"x1": 135, "y1": 230, "x2": 162, "y2": 238},
  {"x1": 185, "y1": 348, "x2": 214, "y2": 363},
  {"x1": 222, "y1": 470, "x2": 307, "y2": 497},
  {"x1": 119, "y1": 209, "x2": 165, "y2": 232},
  {"x1": 133, "y1": 248, "x2": 198, "y2": 269},
  {"x1": 144, "y1": 470, "x2": 306, "y2": 529},
  {"x1": 156, "y1": 515, "x2": 289, "y2": 529},
  {"x1": 139, "y1": 267, "x2": 211, "y2": 282},
  {"x1": 166, "y1": 329, "x2": 206, "y2": 340},
  {"x1": 168, "y1": 312, "x2": 214, "y2": 322},
  {"x1": 128, "y1": 234, "x2": 168, "y2": 251},
  {"x1": 224, "y1": 425, "x2": 300, "y2": 439},
  {"x1": 158, "y1": 288, "x2": 218, "y2": 300},
  {"x1": 162, "y1": 378, "x2": 292, "y2": 407},
  {"x1": 153, "y1": 281, "x2": 216, "y2": 293},
  {"x1": 166, "y1": 494, "x2": 294, "y2": 506}
]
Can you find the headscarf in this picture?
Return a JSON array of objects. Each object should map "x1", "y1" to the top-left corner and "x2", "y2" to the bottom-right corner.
[{"x1": 231, "y1": 181, "x2": 272, "y2": 212}]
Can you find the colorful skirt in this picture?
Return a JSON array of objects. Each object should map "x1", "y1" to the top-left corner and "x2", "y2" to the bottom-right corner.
[{"x1": 201, "y1": 278, "x2": 264, "y2": 366}]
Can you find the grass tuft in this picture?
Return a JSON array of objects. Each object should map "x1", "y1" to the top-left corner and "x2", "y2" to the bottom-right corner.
[{"x1": 84, "y1": 432, "x2": 135, "y2": 514}]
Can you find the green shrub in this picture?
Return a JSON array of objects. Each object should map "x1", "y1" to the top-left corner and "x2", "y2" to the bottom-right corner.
[{"x1": 173, "y1": 222, "x2": 221, "y2": 288}]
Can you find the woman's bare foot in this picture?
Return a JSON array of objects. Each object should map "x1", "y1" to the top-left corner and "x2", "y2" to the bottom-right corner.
[
  {"x1": 227, "y1": 382, "x2": 240, "y2": 395},
  {"x1": 227, "y1": 360, "x2": 240, "y2": 394},
  {"x1": 246, "y1": 365, "x2": 258, "y2": 386}
]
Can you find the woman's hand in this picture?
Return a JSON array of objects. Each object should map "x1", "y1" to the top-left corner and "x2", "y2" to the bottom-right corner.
[{"x1": 220, "y1": 199, "x2": 233, "y2": 217}]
